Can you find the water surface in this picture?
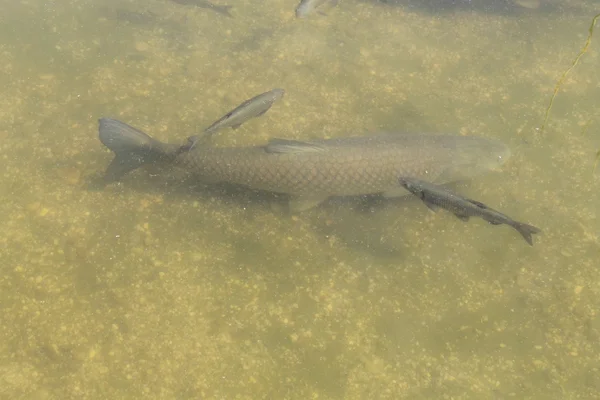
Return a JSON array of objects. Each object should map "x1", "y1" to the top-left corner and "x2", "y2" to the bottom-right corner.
[{"x1": 1, "y1": 0, "x2": 599, "y2": 398}]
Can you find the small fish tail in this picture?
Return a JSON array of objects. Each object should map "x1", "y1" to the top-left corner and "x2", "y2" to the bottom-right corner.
[
  {"x1": 98, "y1": 118, "x2": 179, "y2": 182},
  {"x1": 512, "y1": 222, "x2": 541, "y2": 246}
]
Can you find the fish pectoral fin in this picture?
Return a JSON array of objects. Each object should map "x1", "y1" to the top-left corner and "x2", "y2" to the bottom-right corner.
[
  {"x1": 265, "y1": 139, "x2": 327, "y2": 154},
  {"x1": 453, "y1": 213, "x2": 470, "y2": 222},
  {"x1": 488, "y1": 221, "x2": 502, "y2": 225},
  {"x1": 289, "y1": 196, "x2": 327, "y2": 212},
  {"x1": 231, "y1": 123, "x2": 242, "y2": 129},
  {"x1": 382, "y1": 187, "x2": 409, "y2": 198}
]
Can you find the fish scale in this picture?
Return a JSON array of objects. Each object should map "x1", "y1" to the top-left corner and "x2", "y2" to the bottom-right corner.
[{"x1": 175, "y1": 134, "x2": 508, "y2": 200}]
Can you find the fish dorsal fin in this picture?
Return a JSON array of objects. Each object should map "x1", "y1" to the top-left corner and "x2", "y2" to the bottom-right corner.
[
  {"x1": 467, "y1": 199, "x2": 488, "y2": 209},
  {"x1": 265, "y1": 139, "x2": 327, "y2": 154}
]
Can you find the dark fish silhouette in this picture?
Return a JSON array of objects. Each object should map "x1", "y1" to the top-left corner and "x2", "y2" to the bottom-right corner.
[
  {"x1": 202, "y1": 89, "x2": 285, "y2": 138},
  {"x1": 96, "y1": 118, "x2": 510, "y2": 211},
  {"x1": 398, "y1": 177, "x2": 541, "y2": 245}
]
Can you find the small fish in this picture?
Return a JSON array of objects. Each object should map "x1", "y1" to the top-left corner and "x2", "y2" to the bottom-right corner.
[
  {"x1": 168, "y1": 0, "x2": 232, "y2": 17},
  {"x1": 398, "y1": 177, "x2": 541, "y2": 245},
  {"x1": 295, "y1": 0, "x2": 338, "y2": 18},
  {"x1": 190, "y1": 88, "x2": 285, "y2": 148}
]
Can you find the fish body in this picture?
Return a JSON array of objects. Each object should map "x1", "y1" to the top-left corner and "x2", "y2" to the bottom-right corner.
[
  {"x1": 202, "y1": 88, "x2": 285, "y2": 138},
  {"x1": 98, "y1": 118, "x2": 510, "y2": 211},
  {"x1": 169, "y1": 0, "x2": 232, "y2": 17},
  {"x1": 295, "y1": 0, "x2": 337, "y2": 17},
  {"x1": 398, "y1": 177, "x2": 541, "y2": 245}
]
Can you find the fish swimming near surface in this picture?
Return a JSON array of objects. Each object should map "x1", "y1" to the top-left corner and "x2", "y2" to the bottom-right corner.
[
  {"x1": 168, "y1": 0, "x2": 232, "y2": 17},
  {"x1": 97, "y1": 118, "x2": 510, "y2": 211},
  {"x1": 205, "y1": 89, "x2": 285, "y2": 134},
  {"x1": 296, "y1": 0, "x2": 339, "y2": 17},
  {"x1": 398, "y1": 177, "x2": 541, "y2": 245},
  {"x1": 191, "y1": 89, "x2": 285, "y2": 148}
]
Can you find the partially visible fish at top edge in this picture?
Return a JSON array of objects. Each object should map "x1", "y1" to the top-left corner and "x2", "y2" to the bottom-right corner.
[
  {"x1": 168, "y1": 0, "x2": 233, "y2": 17},
  {"x1": 296, "y1": 0, "x2": 339, "y2": 17},
  {"x1": 95, "y1": 118, "x2": 511, "y2": 212}
]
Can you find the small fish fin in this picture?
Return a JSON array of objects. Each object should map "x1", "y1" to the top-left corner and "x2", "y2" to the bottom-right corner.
[
  {"x1": 467, "y1": 199, "x2": 489, "y2": 209},
  {"x1": 453, "y1": 213, "x2": 470, "y2": 222},
  {"x1": 265, "y1": 139, "x2": 327, "y2": 154},
  {"x1": 289, "y1": 196, "x2": 327, "y2": 212},
  {"x1": 512, "y1": 222, "x2": 542, "y2": 246},
  {"x1": 103, "y1": 153, "x2": 146, "y2": 183},
  {"x1": 382, "y1": 187, "x2": 409, "y2": 198},
  {"x1": 231, "y1": 123, "x2": 242, "y2": 129},
  {"x1": 488, "y1": 221, "x2": 502, "y2": 225}
]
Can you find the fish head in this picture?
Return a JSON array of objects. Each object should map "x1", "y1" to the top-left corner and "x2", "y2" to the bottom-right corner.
[
  {"x1": 439, "y1": 136, "x2": 511, "y2": 181},
  {"x1": 397, "y1": 177, "x2": 424, "y2": 196},
  {"x1": 397, "y1": 177, "x2": 414, "y2": 190}
]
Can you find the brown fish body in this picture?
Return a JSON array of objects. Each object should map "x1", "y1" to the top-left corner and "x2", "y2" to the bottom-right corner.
[
  {"x1": 97, "y1": 118, "x2": 510, "y2": 210},
  {"x1": 176, "y1": 134, "x2": 509, "y2": 208}
]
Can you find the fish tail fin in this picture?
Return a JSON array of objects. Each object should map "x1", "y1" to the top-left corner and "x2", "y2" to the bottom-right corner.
[
  {"x1": 98, "y1": 118, "x2": 179, "y2": 182},
  {"x1": 512, "y1": 222, "x2": 541, "y2": 246}
]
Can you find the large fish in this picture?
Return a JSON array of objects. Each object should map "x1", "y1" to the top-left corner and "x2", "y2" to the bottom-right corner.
[
  {"x1": 398, "y1": 177, "x2": 541, "y2": 245},
  {"x1": 97, "y1": 118, "x2": 510, "y2": 211}
]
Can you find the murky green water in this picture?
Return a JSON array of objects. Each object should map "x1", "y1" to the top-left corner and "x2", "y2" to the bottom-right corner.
[{"x1": 1, "y1": 0, "x2": 599, "y2": 398}]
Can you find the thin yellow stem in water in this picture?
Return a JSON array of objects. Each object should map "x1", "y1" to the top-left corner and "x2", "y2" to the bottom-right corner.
[{"x1": 541, "y1": 13, "x2": 600, "y2": 134}]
